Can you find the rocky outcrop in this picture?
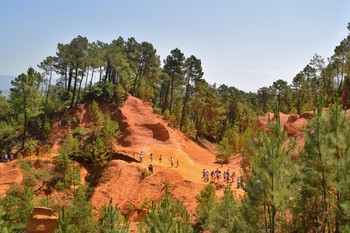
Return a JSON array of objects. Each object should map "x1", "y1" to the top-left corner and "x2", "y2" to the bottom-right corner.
[
  {"x1": 91, "y1": 160, "x2": 203, "y2": 221},
  {"x1": 116, "y1": 96, "x2": 171, "y2": 147},
  {"x1": 0, "y1": 162, "x2": 23, "y2": 197},
  {"x1": 25, "y1": 207, "x2": 58, "y2": 233},
  {"x1": 255, "y1": 111, "x2": 312, "y2": 147}
]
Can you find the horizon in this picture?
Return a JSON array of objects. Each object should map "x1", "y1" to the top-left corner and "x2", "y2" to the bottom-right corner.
[{"x1": 0, "y1": 1, "x2": 349, "y2": 92}]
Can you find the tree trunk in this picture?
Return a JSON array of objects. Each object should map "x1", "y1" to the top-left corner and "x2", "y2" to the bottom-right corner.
[
  {"x1": 169, "y1": 75, "x2": 175, "y2": 115},
  {"x1": 70, "y1": 68, "x2": 78, "y2": 109},
  {"x1": 67, "y1": 67, "x2": 73, "y2": 92},
  {"x1": 104, "y1": 63, "x2": 110, "y2": 83},
  {"x1": 162, "y1": 81, "x2": 170, "y2": 112},
  {"x1": 99, "y1": 67, "x2": 103, "y2": 82},
  {"x1": 76, "y1": 70, "x2": 84, "y2": 106},
  {"x1": 133, "y1": 63, "x2": 144, "y2": 97},
  {"x1": 22, "y1": 92, "x2": 27, "y2": 150},
  {"x1": 89, "y1": 67, "x2": 95, "y2": 88},
  {"x1": 46, "y1": 70, "x2": 52, "y2": 102},
  {"x1": 84, "y1": 67, "x2": 90, "y2": 93},
  {"x1": 180, "y1": 77, "x2": 190, "y2": 130},
  {"x1": 195, "y1": 108, "x2": 205, "y2": 140}
]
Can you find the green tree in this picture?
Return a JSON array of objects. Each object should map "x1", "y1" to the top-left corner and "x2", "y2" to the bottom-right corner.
[
  {"x1": 218, "y1": 126, "x2": 252, "y2": 163},
  {"x1": 0, "y1": 93, "x2": 15, "y2": 154},
  {"x1": 38, "y1": 55, "x2": 56, "y2": 101},
  {"x1": 295, "y1": 103, "x2": 350, "y2": 232},
  {"x1": 257, "y1": 87, "x2": 272, "y2": 113},
  {"x1": 180, "y1": 55, "x2": 203, "y2": 131},
  {"x1": 271, "y1": 79, "x2": 291, "y2": 113},
  {"x1": 10, "y1": 67, "x2": 43, "y2": 150},
  {"x1": 291, "y1": 72, "x2": 307, "y2": 114},
  {"x1": 163, "y1": 48, "x2": 185, "y2": 114},
  {"x1": 0, "y1": 185, "x2": 34, "y2": 232},
  {"x1": 195, "y1": 184, "x2": 217, "y2": 231},
  {"x1": 0, "y1": 205, "x2": 9, "y2": 233},
  {"x1": 191, "y1": 80, "x2": 221, "y2": 140},
  {"x1": 242, "y1": 111, "x2": 295, "y2": 233},
  {"x1": 98, "y1": 199, "x2": 130, "y2": 233},
  {"x1": 55, "y1": 206, "x2": 80, "y2": 233},
  {"x1": 211, "y1": 187, "x2": 243, "y2": 232},
  {"x1": 56, "y1": 186, "x2": 96, "y2": 233},
  {"x1": 140, "y1": 186, "x2": 193, "y2": 233}
]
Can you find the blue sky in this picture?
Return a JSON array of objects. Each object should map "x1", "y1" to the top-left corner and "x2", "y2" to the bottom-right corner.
[{"x1": 0, "y1": 0, "x2": 349, "y2": 92}]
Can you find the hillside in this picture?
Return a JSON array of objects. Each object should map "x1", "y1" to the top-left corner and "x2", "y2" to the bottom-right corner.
[
  {"x1": 42, "y1": 95, "x2": 245, "y2": 222},
  {"x1": 1, "y1": 94, "x2": 349, "y2": 231}
]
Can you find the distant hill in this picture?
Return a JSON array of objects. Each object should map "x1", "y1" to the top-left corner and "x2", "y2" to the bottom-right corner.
[{"x1": 0, "y1": 74, "x2": 14, "y2": 96}]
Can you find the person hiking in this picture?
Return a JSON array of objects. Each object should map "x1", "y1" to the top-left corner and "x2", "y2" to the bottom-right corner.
[
  {"x1": 211, "y1": 170, "x2": 215, "y2": 180},
  {"x1": 139, "y1": 151, "x2": 143, "y2": 162},
  {"x1": 225, "y1": 169, "x2": 230, "y2": 182},
  {"x1": 159, "y1": 155, "x2": 162, "y2": 164},
  {"x1": 231, "y1": 171, "x2": 236, "y2": 183},
  {"x1": 237, "y1": 176, "x2": 242, "y2": 188},
  {"x1": 150, "y1": 153, "x2": 153, "y2": 163},
  {"x1": 202, "y1": 169, "x2": 206, "y2": 180},
  {"x1": 148, "y1": 164, "x2": 153, "y2": 173},
  {"x1": 204, "y1": 170, "x2": 210, "y2": 182},
  {"x1": 170, "y1": 157, "x2": 174, "y2": 167},
  {"x1": 176, "y1": 160, "x2": 179, "y2": 168}
]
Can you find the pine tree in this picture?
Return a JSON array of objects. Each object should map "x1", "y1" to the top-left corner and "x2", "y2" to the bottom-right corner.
[
  {"x1": 195, "y1": 184, "x2": 217, "y2": 231},
  {"x1": 295, "y1": 103, "x2": 350, "y2": 232},
  {"x1": 212, "y1": 186, "x2": 243, "y2": 233},
  {"x1": 10, "y1": 67, "x2": 43, "y2": 150},
  {"x1": 242, "y1": 110, "x2": 295, "y2": 233},
  {"x1": 0, "y1": 185, "x2": 34, "y2": 232},
  {"x1": 141, "y1": 186, "x2": 193, "y2": 233},
  {"x1": 98, "y1": 199, "x2": 129, "y2": 233}
]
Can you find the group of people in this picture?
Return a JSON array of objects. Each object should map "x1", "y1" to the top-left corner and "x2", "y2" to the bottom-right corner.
[
  {"x1": 132, "y1": 151, "x2": 179, "y2": 174},
  {"x1": 202, "y1": 168, "x2": 243, "y2": 188},
  {"x1": 131, "y1": 151, "x2": 244, "y2": 188},
  {"x1": 1, "y1": 152, "x2": 14, "y2": 162}
]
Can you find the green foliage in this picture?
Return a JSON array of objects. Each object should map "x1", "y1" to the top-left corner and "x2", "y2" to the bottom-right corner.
[
  {"x1": 140, "y1": 187, "x2": 193, "y2": 233},
  {"x1": 293, "y1": 103, "x2": 350, "y2": 232},
  {"x1": 0, "y1": 205, "x2": 9, "y2": 233},
  {"x1": 56, "y1": 186, "x2": 96, "y2": 232},
  {"x1": 211, "y1": 187, "x2": 243, "y2": 232},
  {"x1": 56, "y1": 206, "x2": 80, "y2": 233},
  {"x1": 58, "y1": 134, "x2": 80, "y2": 160},
  {"x1": 242, "y1": 110, "x2": 296, "y2": 232},
  {"x1": 0, "y1": 121, "x2": 17, "y2": 154},
  {"x1": 98, "y1": 199, "x2": 130, "y2": 233},
  {"x1": 90, "y1": 136, "x2": 109, "y2": 170},
  {"x1": 196, "y1": 185, "x2": 243, "y2": 233},
  {"x1": 138, "y1": 80, "x2": 154, "y2": 102},
  {"x1": 218, "y1": 126, "x2": 252, "y2": 162},
  {"x1": 0, "y1": 185, "x2": 34, "y2": 232},
  {"x1": 19, "y1": 159, "x2": 53, "y2": 187},
  {"x1": 218, "y1": 136, "x2": 235, "y2": 163},
  {"x1": 1, "y1": 24, "x2": 350, "y2": 232},
  {"x1": 182, "y1": 117, "x2": 196, "y2": 138},
  {"x1": 90, "y1": 100, "x2": 122, "y2": 150},
  {"x1": 195, "y1": 184, "x2": 217, "y2": 230},
  {"x1": 9, "y1": 67, "x2": 44, "y2": 149},
  {"x1": 89, "y1": 82, "x2": 119, "y2": 102}
]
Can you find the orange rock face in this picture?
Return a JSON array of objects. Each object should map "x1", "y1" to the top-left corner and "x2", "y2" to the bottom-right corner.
[
  {"x1": 0, "y1": 161, "x2": 23, "y2": 197},
  {"x1": 255, "y1": 111, "x2": 312, "y2": 147},
  {"x1": 25, "y1": 207, "x2": 59, "y2": 233}
]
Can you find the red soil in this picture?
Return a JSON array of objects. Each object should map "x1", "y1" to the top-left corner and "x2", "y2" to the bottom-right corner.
[
  {"x1": 91, "y1": 96, "x2": 244, "y2": 221},
  {"x1": 44, "y1": 95, "x2": 244, "y2": 224},
  {"x1": 254, "y1": 111, "x2": 313, "y2": 148},
  {"x1": 0, "y1": 161, "x2": 23, "y2": 197}
]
